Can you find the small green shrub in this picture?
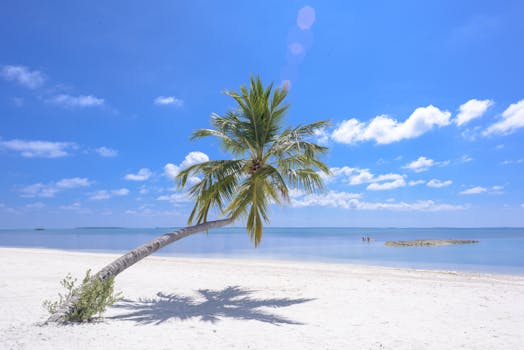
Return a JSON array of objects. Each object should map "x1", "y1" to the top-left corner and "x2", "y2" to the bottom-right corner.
[
  {"x1": 43, "y1": 273, "x2": 76, "y2": 315},
  {"x1": 43, "y1": 269, "x2": 122, "y2": 322}
]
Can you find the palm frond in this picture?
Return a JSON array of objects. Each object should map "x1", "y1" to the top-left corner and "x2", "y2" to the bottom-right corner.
[
  {"x1": 280, "y1": 168, "x2": 325, "y2": 194},
  {"x1": 225, "y1": 173, "x2": 270, "y2": 246},
  {"x1": 176, "y1": 160, "x2": 245, "y2": 224},
  {"x1": 266, "y1": 120, "x2": 330, "y2": 159}
]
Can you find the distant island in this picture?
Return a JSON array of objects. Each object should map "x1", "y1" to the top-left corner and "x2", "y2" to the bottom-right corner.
[{"x1": 385, "y1": 239, "x2": 479, "y2": 247}]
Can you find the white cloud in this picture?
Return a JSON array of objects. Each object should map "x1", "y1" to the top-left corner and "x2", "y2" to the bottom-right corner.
[
  {"x1": 347, "y1": 169, "x2": 375, "y2": 185},
  {"x1": 125, "y1": 204, "x2": 154, "y2": 216},
  {"x1": 455, "y1": 99, "x2": 493, "y2": 126},
  {"x1": 20, "y1": 177, "x2": 92, "y2": 198},
  {"x1": 327, "y1": 167, "x2": 365, "y2": 184},
  {"x1": 0, "y1": 138, "x2": 76, "y2": 158},
  {"x1": 501, "y1": 159, "x2": 523, "y2": 165},
  {"x1": 47, "y1": 94, "x2": 104, "y2": 108},
  {"x1": 164, "y1": 151, "x2": 209, "y2": 185},
  {"x1": 95, "y1": 147, "x2": 118, "y2": 157},
  {"x1": 366, "y1": 176, "x2": 406, "y2": 191},
  {"x1": 59, "y1": 202, "x2": 91, "y2": 214},
  {"x1": 403, "y1": 156, "x2": 450, "y2": 173},
  {"x1": 89, "y1": 190, "x2": 111, "y2": 200},
  {"x1": 89, "y1": 188, "x2": 129, "y2": 200},
  {"x1": 180, "y1": 151, "x2": 209, "y2": 168},
  {"x1": 1, "y1": 65, "x2": 45, "y2": 89},
  {"x1": 460, "y1": 186, "x2": 487, "y2": 195},
  {"x1": 124, "y1": 168, "x2": 152, "y2": 181},
  {"x1": 405, "y1": 155, "x2": 469, "y2": 173},
  {"x1": 355, "y1": 200, "x2": 466, "y2": 212},
  {"x1": 491, "y1": 185, "x2": 504, "y2": 194},
  {"x1": 290, "y1": 190, "x2": 362, "y2": 209},
  {"x1": 25, "y1": 202, "x2": 45, "y2": 210},
  {"x1": 484, "y1": 100, "x2": 524, "y2": 136},
  {"x1": 19, "y1": 183, "x2": 58, "y2": 198},
  {"x1": 331, "y1": 119, "x2": 365, "y2": 144},
  {"x1": 156, "y1": 193, "x2": 192, "y2": 203},
  {"x1": 403, "y1": 156, "x2": 435, "y2": 172},
  {"x1": 331, "y1": 105, "x2": 451, "y2": 144},
  {"x1": 427, "y1": 179, "x2": 453, "y2": 188},
  {"x1": 290, "y1": 190, "x2": 465, "y2": 211},
  {"x1": 288, "y1": 188, "x2": 305, "y2": 197},
  {"x1": 459, "y1": 185, "x2": 503, "y2": 195},
  {"x1": 1, "y1": 139, "x2": 120, "y2": 159},
  {"x1": 460, "y1": 126, "x2": 483, "y2": 141},
  {"x1": 164, "y1": 163, "x2": 179, "y2": 179},
  {"x1": 112, "y1": 188, "x2": 130, "y2": 196},
  {"x1": 125, "y1": 205, "x2": 182, "y2": 217},
  {"x1": 60, "y1": 202, "x2": 82, "y2": 210},
  {"x1": 154, "y1": 96, "x2": 184, "y2": 107},
  {"x1": 460, "y1": 155, "x2": 473, "y2": 163},
  {"x1": 55, "y1": 177, "x2": 91, "y2": 189},
  {"x1": 313, "y1": 128, "x2": 329, "y2": 144},
  {"x1": 325, "y1": 166, "x2": 406, "y2": 191},
  {"x1": 409, "y1": 180, "x2": 425, "y2": 186}
]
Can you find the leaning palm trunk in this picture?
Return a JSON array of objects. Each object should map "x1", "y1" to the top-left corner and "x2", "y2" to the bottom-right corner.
[{"x1": 47, "y1": 217, "x2": 233, "y2": 323}]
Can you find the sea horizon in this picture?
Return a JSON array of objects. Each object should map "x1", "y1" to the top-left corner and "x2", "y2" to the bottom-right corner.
[
  {"x1": 2, "y1": 226, "x2": 523, "y2": 276},
  {"x1": 3, "y1": 225, "x2": 524, "y2": 230}
]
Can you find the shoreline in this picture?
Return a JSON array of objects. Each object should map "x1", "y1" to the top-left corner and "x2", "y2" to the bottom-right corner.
[
  {"x1": 1, "y1": 247, "x2": 524, "y2": 349},
  {"x1": 1, "y1": 244, "x2": 523, "y2": 277},
  {"x1": 2, "y1": 226, "x2": 523, "y2": 277}
]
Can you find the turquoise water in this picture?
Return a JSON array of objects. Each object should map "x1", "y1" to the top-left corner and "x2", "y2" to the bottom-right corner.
[{"x1": 1, "y1": 227, "x2": 523, "y2": 275}]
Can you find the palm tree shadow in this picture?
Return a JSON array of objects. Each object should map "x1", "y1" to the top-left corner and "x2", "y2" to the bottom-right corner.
[{"x1": 110, "y1": 285, "x2": 314, "y2": 325}]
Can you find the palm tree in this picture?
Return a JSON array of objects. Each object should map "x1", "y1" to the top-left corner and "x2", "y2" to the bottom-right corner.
[{"x1": 48, "y1": 76, "x2": 329, "y2": 322}]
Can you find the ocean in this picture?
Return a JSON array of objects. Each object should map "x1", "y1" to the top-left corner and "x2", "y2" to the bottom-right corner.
[{"x1": 1, "y1": 227, "x2": 523, "y2": 275}]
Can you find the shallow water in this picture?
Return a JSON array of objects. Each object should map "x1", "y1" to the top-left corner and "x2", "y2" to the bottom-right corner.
[{"x1": 1, "y1": 227, "x2": 523, "y2": 274}]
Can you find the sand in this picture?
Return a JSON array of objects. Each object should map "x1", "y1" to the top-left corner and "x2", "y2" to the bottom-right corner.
[{"x1": 1, "y1": 247, "x2": 523, "y2": 349}]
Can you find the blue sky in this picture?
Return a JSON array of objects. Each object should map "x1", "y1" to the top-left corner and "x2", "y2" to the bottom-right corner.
[{"x1": 1, "y1": 1, "x2": 523, "y2": 228}]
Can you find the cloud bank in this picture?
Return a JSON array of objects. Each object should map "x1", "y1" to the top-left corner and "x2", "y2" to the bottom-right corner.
[
  {"x1": 0, "y1": 138, "x2": 76, "y2": 158},
  {"x1": 20, "y1": 177, "x2": 92, "y2": 198},
  {"x1": 332, "y1": 105, "x2": 451, "y2": 144},
  {"x1": 291, "y1": 190, "x2": 465, "y2": 211}
]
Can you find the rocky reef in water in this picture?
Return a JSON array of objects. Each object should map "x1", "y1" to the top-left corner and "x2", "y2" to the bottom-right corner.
[{"x1": 385, "y1": 239, "x2": 479, "y2": 247}]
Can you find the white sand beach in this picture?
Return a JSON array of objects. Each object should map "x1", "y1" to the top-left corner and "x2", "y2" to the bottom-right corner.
[{"x1": 1, "y1": 247, "x2": 523, "y2": 349}]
